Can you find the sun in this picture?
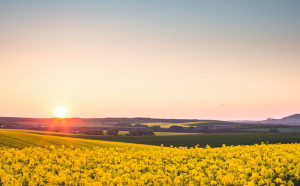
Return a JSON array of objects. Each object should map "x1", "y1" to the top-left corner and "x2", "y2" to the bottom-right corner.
[{"x1": 54, "y1": 106, "x2": 67, "y2": 118}]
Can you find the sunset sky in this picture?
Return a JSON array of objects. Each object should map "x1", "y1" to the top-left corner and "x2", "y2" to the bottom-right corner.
[{"x1": 0, "y1": 0, "x2": 299, "y2": 120}]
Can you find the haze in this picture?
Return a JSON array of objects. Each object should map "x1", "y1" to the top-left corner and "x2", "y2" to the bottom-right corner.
[{"x1": 0, "y1": 0, "x2": 300, "y2": 120}]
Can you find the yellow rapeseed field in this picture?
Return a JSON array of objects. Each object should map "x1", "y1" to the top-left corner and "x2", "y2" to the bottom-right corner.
[{"x1": 0, "y1": 143, "x2": 299, "y2": 185}]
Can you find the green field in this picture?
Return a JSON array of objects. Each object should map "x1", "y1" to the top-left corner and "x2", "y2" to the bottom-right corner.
[
  {"x1": 68, "y1": 132, "x2": 299, "y2": 147},
  {"x1": 153, "y1": 132, "x2": 200, "y2": 136},
  {"x1": 1, "y1": 129, "x2": 300, "y2": 148},
  {"x1": 238, "y1": 127, "x2": 300, "y2": 133}
]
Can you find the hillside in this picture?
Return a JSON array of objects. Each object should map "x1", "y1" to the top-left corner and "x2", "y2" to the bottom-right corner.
[
  {"x1": 0, "y1": 117, "x2": 243, "y2": 133},
  {"x1": 0, "y1": 117, "x2": 217, "y2": 128},
  {"x1": 0, "y1": 129, "x2": 151, "y2": 149},
  {"x1": 282, "y1": 114, "x2": 300, "y2": 120},
  {"x1": 261, "y1": 114, "x2": 300, "y2": 126}
]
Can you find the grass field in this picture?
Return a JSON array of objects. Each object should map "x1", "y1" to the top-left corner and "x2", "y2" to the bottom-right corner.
[
  {"x1": 238, "y1": 127, "x2": 300, "y2": 133},
  {"x1": 70, "y1": 132, "x2": 299, "y2": 147},
  {"x1": 2, "y1": 129, "x2": 300, "y2": 148},
  {"x1": 153, "y1": 132, "x2": 200, "y2": 136}
]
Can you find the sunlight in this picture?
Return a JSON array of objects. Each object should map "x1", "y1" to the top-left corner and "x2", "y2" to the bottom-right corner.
[{"x1": 54, "y1": 106, "x2": 67, "y2": 118}]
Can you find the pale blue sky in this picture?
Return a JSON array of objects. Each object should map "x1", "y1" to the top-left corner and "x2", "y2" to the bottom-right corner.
[{"x1": 0, "y1": 0, "x2": 300, "y2": 120}]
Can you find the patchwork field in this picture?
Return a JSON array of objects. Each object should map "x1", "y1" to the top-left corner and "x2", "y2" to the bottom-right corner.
[
  {"x1": 0, "y1": 129, "x2": 299, "y2": 185},
  {"x1": 12, "y1": 129, "x2": 300, "y2": 147},
  {"x1": 140, "y1": 121, "x2": 210, "y2": 128}
]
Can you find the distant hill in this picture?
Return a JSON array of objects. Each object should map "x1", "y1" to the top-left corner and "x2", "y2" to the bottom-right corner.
[
  {"x1": 281, "y1": 114, "x2": 300, "y2": 120},
  {"x1": 0, "y1": 117, "x2": 243, "y2": 132},
  {"x1": 260, "y1": 114, "x2": 300, "y2": 126},
  {"x1": 0, "y1": 117, "x2": 208, "y2": 128}
]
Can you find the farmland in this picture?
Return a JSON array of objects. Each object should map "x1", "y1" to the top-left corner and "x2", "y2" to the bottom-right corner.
[
  {"x1": 118, "y1": 131, "x2": 199, "y2": 136},
  {"x1": 1, "y1": 129, "x2": 300, "y2": 148},
  {"x1": 0, "y1": 129, "x2": 299, "y2": 185},
  {"x1": 0, "y1": 129, "x2": 150, "y2": 149},
  {"x1": 238, "y1": 127, "x2": 300, "y2": 134},
  {"x1": 2, "y1": 117, "x2": 300, "y2": 137},
  {"x1": 140, "y1": 121, "x2": 211, "y2": 128}
]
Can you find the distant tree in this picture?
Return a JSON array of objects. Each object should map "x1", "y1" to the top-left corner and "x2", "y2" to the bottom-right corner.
[
  {"x1": 106, "y1": 129, "x2": 119, "y2": 136},
  {"x1": 150, "y1": 125, "x2": 161, "y2": 129},
  {"x1": 169, "y1": 125, "x2": 184, "y2": 130},
  {"x1": 81, "y1": 129, "x2": 104, "y2": 135},
  {"x1": 269, "y1": 128, "x2": 280, "y2": 133},
  {"x1": 133, "y1": 124, "x2": 149, "y2": 128},
  {"x1": 188, "y1": 126, "x2": 194, "y2": 130},
  {"x1": 128, "y1": 130, "x2": 154, "y2": 136},
  {"x1": 203, "y1": 126, "x2": 209, "y2": 130},
  {"x1": 116, "y1": 122, "x2": 131, "y2": 127}
]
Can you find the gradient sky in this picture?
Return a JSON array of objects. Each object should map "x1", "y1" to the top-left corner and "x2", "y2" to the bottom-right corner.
[{"x1": 0, "y1": 0, "x2": 300, "y2": 120}]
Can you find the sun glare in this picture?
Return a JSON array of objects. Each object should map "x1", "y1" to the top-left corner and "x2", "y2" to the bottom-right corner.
[{"x1": 54, "y1": 106, "x2": 67, "y2": 118}]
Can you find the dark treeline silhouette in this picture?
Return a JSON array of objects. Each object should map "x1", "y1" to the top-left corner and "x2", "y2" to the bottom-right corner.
[
  {"x1": 106, "y1": 129, "x2": 119, "y2": 136},
  {"x1": 128, "y1": 130, "x2": 154, "y2": 136},
  {"x1": 80, "y1": 129, "x2": 104, "y2": 135}
]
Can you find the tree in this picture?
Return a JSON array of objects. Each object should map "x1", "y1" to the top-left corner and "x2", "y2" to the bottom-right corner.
[
  {"x1": 169, "y1": 125, "x2": 184, "y2": 130},
  {"x1": 188, "y1": 126, "x2": 194, "y2": 130},
  {"x1": 128, "y1": 130, "x2": 154, "y2": 136},
  {"x1": 269, "y1": 128, "x2": 279, "y2": 133},
  {"x1": 150, "y1": 125, "x2": 161, "y2": 129},
  {"x1": 133, "y1": 124, "x2": 149, "y2": 128},
  {"x1": 106, "y1": 129, "x2": 119, "y2": 136},
  {"x1": 81, "y1": 129, "x2": 104, "y2": 135}
]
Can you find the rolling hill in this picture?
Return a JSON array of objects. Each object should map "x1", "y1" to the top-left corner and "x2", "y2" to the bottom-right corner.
[
  {"x1": 0, "y1": 129, "x2": 151, "y2": 149},
  {"x1": 261, "y1": 114, "x2": 300, "y2": 126}
]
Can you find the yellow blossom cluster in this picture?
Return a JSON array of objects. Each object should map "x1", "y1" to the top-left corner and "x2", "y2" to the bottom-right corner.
[{"x1": 0, "y1": 143, "x2": 299, "y2": 185}]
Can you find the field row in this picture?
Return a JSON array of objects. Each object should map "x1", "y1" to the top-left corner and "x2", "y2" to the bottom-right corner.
[{"x1": 0, "y1": 129, "x2": 151, "y2": 149}]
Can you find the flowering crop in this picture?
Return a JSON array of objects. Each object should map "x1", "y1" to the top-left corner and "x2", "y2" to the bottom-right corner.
[{"x1": 0, "y1": 143, "x2": 299, "y2": 185}]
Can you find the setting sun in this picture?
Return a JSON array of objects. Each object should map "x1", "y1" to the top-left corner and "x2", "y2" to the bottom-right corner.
[{"x1": 54, "y1": 107, "x2": 67, "y2": 118}]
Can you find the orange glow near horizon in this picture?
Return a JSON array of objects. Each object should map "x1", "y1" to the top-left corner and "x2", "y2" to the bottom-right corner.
[{"x1": 54, "y1": 107, "x2": 67, "y2": 118}]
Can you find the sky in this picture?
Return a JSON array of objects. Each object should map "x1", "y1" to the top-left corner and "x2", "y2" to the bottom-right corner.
[{"x1": 0, "y1": 0, "x2": 300, "y2": 120}]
